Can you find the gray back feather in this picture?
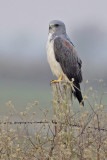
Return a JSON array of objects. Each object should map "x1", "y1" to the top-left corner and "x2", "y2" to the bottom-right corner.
[{"x1": 54, "y1": 37, "x2": 83, "y2": 83}]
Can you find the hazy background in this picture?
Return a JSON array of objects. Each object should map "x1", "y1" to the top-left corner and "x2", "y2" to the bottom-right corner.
[{"x1": 0, "y1": 0, "x2": 107, "y2": 114}]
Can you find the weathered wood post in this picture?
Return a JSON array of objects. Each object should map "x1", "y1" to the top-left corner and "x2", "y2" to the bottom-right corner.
[
  {"x1": 52, "y1": 81, "x2": 73, "y2": 159},
  {"x1": 52, "y1": 81, "x2": 73, "y2": 122}
]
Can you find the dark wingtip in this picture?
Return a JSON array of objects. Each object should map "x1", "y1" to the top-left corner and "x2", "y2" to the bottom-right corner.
[
  {"x1": 73, "y1": 81, "x2": 84, "y2": 105},
  {"x1": 80, "y1": 100, "x2": 84, "y2": 106}
]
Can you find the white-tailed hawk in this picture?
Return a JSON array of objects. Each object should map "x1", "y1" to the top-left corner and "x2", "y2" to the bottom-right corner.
[{"x1": 47, "y1": 20, "x2": 84, "y2": 105}]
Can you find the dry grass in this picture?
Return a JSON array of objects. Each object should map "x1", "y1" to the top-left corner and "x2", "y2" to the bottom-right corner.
[{"x1": 0, "y1": 80, "x2": 107, "y2": 160}]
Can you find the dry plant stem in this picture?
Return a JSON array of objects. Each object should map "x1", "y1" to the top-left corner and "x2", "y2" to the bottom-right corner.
[
  {"x1": 52, "y1": 81, "x2": 72, "y2": 160},
  {"x1": 0, "y1": 81, "x2": 106, "y2": 160},
  {"x1": 53, "y1": 83, "x2": 62, "y2": 160},
  {"x1": 87, "y1": 99, "x2": 102, "y2": 160}
]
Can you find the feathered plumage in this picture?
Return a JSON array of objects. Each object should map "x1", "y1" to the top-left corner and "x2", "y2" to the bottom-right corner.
[{"x1": 47, "y1": 20, "x2": 84, "y2": 105}]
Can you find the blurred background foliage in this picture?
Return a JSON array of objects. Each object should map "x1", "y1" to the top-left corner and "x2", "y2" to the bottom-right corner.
[{"x1": 0, "y1": 0, "x2": 107, "y2": 114}]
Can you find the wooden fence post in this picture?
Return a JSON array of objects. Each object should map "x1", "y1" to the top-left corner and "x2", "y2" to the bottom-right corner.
[{"x1": 52, "y1": 81, "x2": 73, "y2": 159}]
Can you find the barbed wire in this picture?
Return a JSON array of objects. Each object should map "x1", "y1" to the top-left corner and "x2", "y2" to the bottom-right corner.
[{"x1": 0, "y1": 120, "x2": 107, "y2": 132}]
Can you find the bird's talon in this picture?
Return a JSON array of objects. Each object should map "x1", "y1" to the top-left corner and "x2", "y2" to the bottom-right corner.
[
  {"x1": 50, "y1": 76, "x2": 63, "y2": 84},
  {"x1": 50, "y1": 79, "x2": 61, "y2": 84}
]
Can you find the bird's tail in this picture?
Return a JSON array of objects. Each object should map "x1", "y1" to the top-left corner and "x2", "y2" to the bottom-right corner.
[{"x1": 73, "y1": 81, "x2": 84, "y2": 106}]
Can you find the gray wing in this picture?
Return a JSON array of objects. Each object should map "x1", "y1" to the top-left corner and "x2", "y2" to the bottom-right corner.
[{"x1": 54, "y1": 37, "x2": 83, "y2": 83}]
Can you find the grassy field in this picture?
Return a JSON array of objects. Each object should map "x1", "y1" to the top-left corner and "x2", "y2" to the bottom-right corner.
[
  {"x1": 0, "y1": 81, "x2": 52, "y2": 115},
  {"x1": 0, "y1": 80, "x2": 107, "y2": 159},
  {"x1": 0, "y1": 79, "x2": 106, "y2": 114}
]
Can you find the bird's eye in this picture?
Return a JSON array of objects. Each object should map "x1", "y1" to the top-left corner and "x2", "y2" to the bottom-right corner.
[{"x1": 54, "y1": 24, "x2": 59, "y2": 27}]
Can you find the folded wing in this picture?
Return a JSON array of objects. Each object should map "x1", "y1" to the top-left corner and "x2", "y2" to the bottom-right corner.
[{"x1": 54, "y1": 37, "x2": 83, "y2": 83}]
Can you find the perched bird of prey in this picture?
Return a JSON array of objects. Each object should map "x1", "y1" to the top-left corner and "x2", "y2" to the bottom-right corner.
[{"x1": 47, "y1": 20, "x2": 84, "y2": 105}]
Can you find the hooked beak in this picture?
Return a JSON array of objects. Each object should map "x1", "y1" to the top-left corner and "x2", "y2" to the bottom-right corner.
[
  {"x1": 49, "y1": 24, "x2": 54, "y2": 30},
  {"x1": 49, "y1": 25, "x2": 52, "y2": 30}
]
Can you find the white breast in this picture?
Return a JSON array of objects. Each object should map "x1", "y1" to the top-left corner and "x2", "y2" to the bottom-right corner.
[{"x1": 47, "y1": 39, "x2": 63, "y2": 78}]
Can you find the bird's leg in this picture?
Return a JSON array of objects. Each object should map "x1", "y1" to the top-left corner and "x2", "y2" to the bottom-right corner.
[{"x1": 50, "y1": 75, "x2": 63, "y2": 84}]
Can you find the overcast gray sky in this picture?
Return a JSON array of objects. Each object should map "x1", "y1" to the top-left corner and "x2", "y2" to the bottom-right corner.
[
  {"x1": 0, "y1": 0, "x2": 107, "y2": 33},
  {"x1": 0, "y1": 0, "x2": 107, "y2": 41},
  {"x1": 0, "y1": 0, "x2": 107, "y2": 80}
]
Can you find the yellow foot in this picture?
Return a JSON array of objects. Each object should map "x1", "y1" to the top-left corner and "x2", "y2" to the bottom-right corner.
[{"x1": 50, "y1": 75, "x2": 63, "y2": 84}]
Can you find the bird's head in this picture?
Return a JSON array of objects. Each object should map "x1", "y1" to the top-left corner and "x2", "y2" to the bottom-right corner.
[{"x1": 49, "y1": 20, "x2": 66, "y2": 35}]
